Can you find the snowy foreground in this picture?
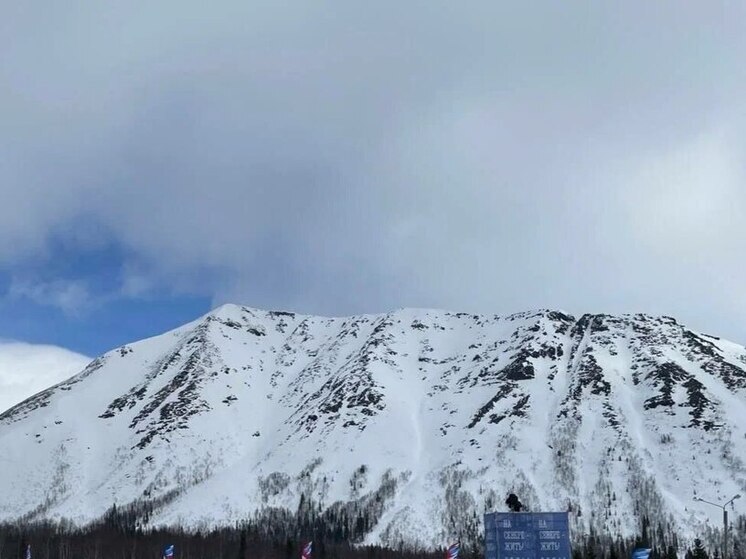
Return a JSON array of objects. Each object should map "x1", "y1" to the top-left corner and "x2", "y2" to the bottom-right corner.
[{"x1": 0, "y1": 306, "x2": 744, "y2": 548}]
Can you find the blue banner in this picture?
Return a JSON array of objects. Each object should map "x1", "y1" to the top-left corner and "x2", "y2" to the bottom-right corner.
[{"x1": 485, "y1": 512, "x2": 571, "y2": 559}]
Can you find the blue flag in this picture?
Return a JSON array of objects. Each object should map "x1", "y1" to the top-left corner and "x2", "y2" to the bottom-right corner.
[{"x1": 632, "y1": 548, "x2": 651, "y2": 559}]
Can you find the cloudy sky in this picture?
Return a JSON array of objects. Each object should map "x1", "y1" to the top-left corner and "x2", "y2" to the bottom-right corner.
[{"x1": 1, "y1": 1, "x2": 745, "y2": 359}]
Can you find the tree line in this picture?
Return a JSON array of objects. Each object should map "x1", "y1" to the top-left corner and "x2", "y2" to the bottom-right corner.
[{"x1": 0, "y1": 506, "x2": 743, "y2": 559}]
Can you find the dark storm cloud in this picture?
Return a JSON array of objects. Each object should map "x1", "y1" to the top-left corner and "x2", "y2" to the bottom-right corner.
[{"x1": 1, "y1": 2, "x2": 745, "y2": 339}]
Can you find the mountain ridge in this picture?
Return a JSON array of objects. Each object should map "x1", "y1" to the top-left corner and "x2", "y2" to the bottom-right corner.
[{"x1": 1, "y1": 305, "x2": 744, "y2": 550}]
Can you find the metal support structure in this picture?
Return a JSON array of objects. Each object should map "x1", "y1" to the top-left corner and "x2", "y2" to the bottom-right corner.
[
  {"x1": 694, "y1": 494, "x2": 741, "y2": 559},
  {"x1": 724, "y1": 508, "x2": 728, "y2": 559}
]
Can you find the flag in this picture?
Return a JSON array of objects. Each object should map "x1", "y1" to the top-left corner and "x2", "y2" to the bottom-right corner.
[
  {"x1": 446, "y1": 542, "x2": 460, "y2": 559},
  {"x1": 25, "y1": 545, "x2": 31, "y2": 559},
  {"x1": 632, "y1": 549, "x2": 651, "y2": 559},
  {"x1": 301, "y1": 541, "x2": 313, "y2": 559},
  {"x1": 163, "y1": 545, "x2": 175, "y2": 559}
]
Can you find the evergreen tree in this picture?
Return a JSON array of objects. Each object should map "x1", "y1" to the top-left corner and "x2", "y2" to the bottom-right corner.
[
  {"x1": 641, "y1": 516, "x2": 650, "y2": 548},
  {"x1": 17, "y1": 536, "x2": 26, "y2": 559},
  {"x1": 693, "y1": 538, "x2": 709, "y2": 559},
  {"x1": 238, "y1": 531, "x2": 246, "y2": 559}
]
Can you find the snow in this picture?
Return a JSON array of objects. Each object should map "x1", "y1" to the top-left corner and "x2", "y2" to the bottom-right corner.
[{"x1": 0, "y1": 307, "x2": 744, "y2": 549}]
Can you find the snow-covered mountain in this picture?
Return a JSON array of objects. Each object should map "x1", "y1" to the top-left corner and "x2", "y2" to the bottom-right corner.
[{"x1": 1, "y1": 306, "x2": 745, "y2": 549}]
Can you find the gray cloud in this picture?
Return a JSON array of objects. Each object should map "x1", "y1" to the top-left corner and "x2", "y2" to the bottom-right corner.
[{"x1": 1, "y1": 2, "x2": 746, "y2": 340}]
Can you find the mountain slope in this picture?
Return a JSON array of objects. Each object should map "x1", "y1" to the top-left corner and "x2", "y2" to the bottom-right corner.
[{"x1": 1, "y1": 306, "x2": 745, "y2": 549}]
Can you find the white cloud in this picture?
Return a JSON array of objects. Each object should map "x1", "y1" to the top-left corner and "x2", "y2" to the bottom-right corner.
[
  {"x1": 0, "y1": 341, "x2": 90, "y2": 414},
  {"x1": 118, "y1": 264, "x2": 156, "y2": 299},
  {"x1": 8, "y1": 278, "x2": 94, "y2": 316}
]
